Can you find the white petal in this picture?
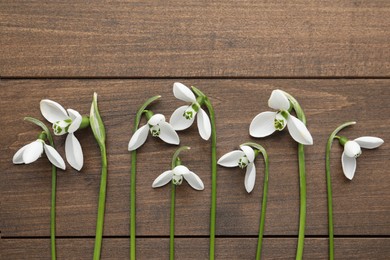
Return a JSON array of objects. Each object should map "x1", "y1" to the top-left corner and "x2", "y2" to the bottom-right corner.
[
  {"x1": 197, "y1": 108, "x2": 211, "y2": 140},
  {"x1": 354, "y1": 136, "x2": 384, "y2": 149},
  {"x1": 128, "y1": 125, "x2": 149, "y2": 151},
  {"x1": 22, "y1": 140, "x2": 44, "y2": 164},
  {"x1": 286, "y1": 115, "x2": 313, "y2": 145},
  {"x1": 67, "y1": 109, "x2": 82, "y2": 133},
  {"x1": 40, "y1": 99, "x2": 69, "y2": 123},
  {"x1": 152, "y1": 170, "x2": 174, "y2": 188},
  {"x1": 244, "y1": 162, "x2": 256, "y2": 193},
  {"x1": 173, "y1": 165, "x2": 190, "y2": 176},
  {"x1": 249, "y1": 111, "x2": 277, "y2": 138},
  {"x1": 44, "y1": 144, "x2": 66, "y2": 170},
  {"x1": 268, "y1": 89, "x2": 290, "y2": 111},
  {"x1": 13, "y1": 143, "x2": 30, "y2": 164},
  {"x1": 344, "y1": 141, "x2": 362, "y2": 158},
  {"x1": 183, "y1": 171, "x2": 204, "y2": 190},
  {"x1": 217, "y1": 150, "x2": 245, "y2": 167},
  {"x1": 158, "y1": 121, "x2": 180, "y2": 145},
  {"x1": 65, "y1": 133, "x2": 83, "y2": 171},
  {"x1": 148, "y1": 114, "x2": 165, "y2": 126},
  {"x1": 169, "y1": 105, "x2": 195, "y2": 130},
  {"x1": 341, "y1": 152, "x2": 357, "y2": 180},
  {"x1": 240, "y1": 145, "x2": 255, "y2": 163},
  {"x1": 173, "y1": 82, "x2": 196, "y2": 103}
]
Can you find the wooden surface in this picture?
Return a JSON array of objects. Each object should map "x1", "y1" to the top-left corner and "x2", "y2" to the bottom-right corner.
[{"x1": 1, "y1": 1, "x2": 389, "y2": 260}]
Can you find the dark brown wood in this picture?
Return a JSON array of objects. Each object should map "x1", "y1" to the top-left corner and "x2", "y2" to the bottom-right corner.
[
  {"x1": 1, "y1": 80, "x2": 389, "y2": 241},
  {"x1": 1, "y1": 1, "x2": 389, "y2": 77},
  {"x1": 1, "y1": 238, "x2": 389, "y2": 259}
]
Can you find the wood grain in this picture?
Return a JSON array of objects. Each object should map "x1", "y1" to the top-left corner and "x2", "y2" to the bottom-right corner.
[
  {"x1": 1, "y1": 1, "x2": 389, "y2": 77},
  {"x1": 1, "y1": 238, "x2": 389, "y2": 259},
  {"x1": 1, "y1": 80, "x2": 389, "y2": 239}
]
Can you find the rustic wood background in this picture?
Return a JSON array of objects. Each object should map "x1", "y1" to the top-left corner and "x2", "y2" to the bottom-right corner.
[{"x1": 1, "y1": 1, "x2": 389, "y2": 259}]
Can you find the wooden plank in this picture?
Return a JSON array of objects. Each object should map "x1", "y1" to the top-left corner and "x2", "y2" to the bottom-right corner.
[
  {"x1": 1, "y1": 238, "x2": 389, "y2": 259},
  {"x1": 1, "y1": 80, "x2": 389, "y2": 237},
  {"x1": 0, "y1": 1, "x2": 389, "y2": 77}
]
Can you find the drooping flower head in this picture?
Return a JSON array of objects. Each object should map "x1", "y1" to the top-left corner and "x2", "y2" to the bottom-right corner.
[
  {"x1": 13, "y1": 135, "x2": 65, "y2": 170},
  {"x1": 250, "y1": 90, "x2": 313, "y2": 145},
  {"x1": 218, "y1": 145, "x2": 258, "y2": 193},
  {"x1": 339, "y1": 136, "x2": 384, "y2": 180},
  {"x1": 169, "y1": 82, "x2": 211, "y2": 140},
  {"x1": 152, "y1": 165, "x2": 204, "y2": 190},
  {"x1": 40, "y1": 100, "x2": 88, "y2": 171},
  {"x1": 128, "y1": 111, "x2": 179, "y2": 151}
]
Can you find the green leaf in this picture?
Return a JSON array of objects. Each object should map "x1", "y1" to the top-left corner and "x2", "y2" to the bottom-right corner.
[
  {"x1": 24, "y1": 116, "x2": 54, "y2": 145},
  {"x1": 90, "y1": 92, "x2": 106, "y2": 147}
]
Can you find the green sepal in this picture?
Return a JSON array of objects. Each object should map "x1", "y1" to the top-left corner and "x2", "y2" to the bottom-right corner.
[
  {"x1": 79, "y1": 116, "x2": 90, "y2": 130},
  {"x1": 338, "y1": 136, "x2": 349, "y2": 146},
  {"x1": 38, "y1": 131, "x2": 47, "y2": 141},
  {"x1": 143, "y1": 110, "x2": 154, "y2": 121},
  {"x1": 90, "y1": 92, "x2": 106, "y2": 147},
  {"x1": 24, "y1": 117, "x2": 54, "y2": 145}
]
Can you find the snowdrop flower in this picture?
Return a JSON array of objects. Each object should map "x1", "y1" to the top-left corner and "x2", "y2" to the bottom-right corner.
[
  {"x1": 250, "y1": 89, "x2": 313, "y2": 145},
  {"x1": 13, "y1": 139, "x2": 66, "y2": 170},
  {"x1": 128, "y1": 112, "x2": 179, "y2": 151},
  {"x1": 152, "y1": 165, "x2": 204, "y2": 190},
  {"x1": 169, "y1": 82, "x2": 211, "y2": 140},
  {"x1": 340, "y1": 136, "x2": 384, "y2": 180},
  {"x1": 218, "y1": 145, "x2": 257, "y2": 193},
  {"x1": 40, "y1": 99, "x2": 86, "y2": 171}
]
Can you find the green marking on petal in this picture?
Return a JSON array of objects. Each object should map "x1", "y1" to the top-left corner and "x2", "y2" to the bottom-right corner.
[
  {"x1": 172, "y1": 174, "x2": 183, "y2": 185},
  {"x1": 274, "y1": 112, "x2": 287, "y2": 131},
  {"x1": 150, "y1": 125, "x2": 161, "y2": 137},
  {"x1": 238, "y1": 156, "x2": 249, "y2": 169},
  {"x1": 183, "y1": 106, "x2": 197, "y2": 120}
]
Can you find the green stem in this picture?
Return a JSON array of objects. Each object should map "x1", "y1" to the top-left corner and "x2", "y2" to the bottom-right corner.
[
  {"x1": 282, "y1": 92, "x2": 308, "y2": 260},
  {"x1": 51, "y1": 164, "x2": 57, "y2": 260},
  {"x1": 130, "y1": 95, "x2": 161, "y2": 260},
  {"x1": 326, "y1": 121, "x2": 356, "y2": 260},
  {"x1": 130, "y1": 149, "x2": 137, "y2": 260},
  {"x1": 169, "y1": 147, "x2": 189, "y2": 260},
  {"x1": 242, "y1": 142, "x2": 269, "y2": 260},
  {"x1": 191, "y1": 86, "x2": 217, "y2": 260},
  {"x1": 296, "y1": 143, "x2": 306, "y2": 260},
  {"x1": 93, "y1": 145, "x2": 108, "y2": 260},
  {"x1": 24, "y1": 117, "x2": 57, "y2": 259},
  {"x1": 206, "y1": 99, "x2": 217, "y2": 260},
  {"x1": 170, "y1": 184, "x2": 176, "y2": 260}
]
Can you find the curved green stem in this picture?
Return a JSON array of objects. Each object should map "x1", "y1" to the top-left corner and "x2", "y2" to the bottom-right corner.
[
  {"x1": 192, "y1": 86, "x2": 217, "y2": 260},
  {"x1": 242, "y1": 142, "x2": 269, "y2": 260},
  {"x1": 282, "y1": 92, "x2": 307, "y2": 260},
  {"x1": 24, "y1": 117, "x2": 57, "y2": 259},
  {"x1": 130, "y1": 95, "x2": 161, "y2": 260},
  {"x1": 326, "y1": 121, "x2": 356, "y2": 260}
]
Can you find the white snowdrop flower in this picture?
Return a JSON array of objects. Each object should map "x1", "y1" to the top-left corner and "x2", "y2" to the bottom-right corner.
[
  {"x1": 13, "y1": 139, "x2": 66, "y2": 170},
  {"x1": 40, "y1": 99, "x2": 85, "y2": 171},
  {"x1": 250, "y1": 90, "x2": 313, "y2": 145},
  {"x1": 152, "y1": 165, "x2": 204, "y2": 190},
  {"x1": 169, "y1": 82, "x2": 211, "y2": 140},
  {"x1": 128, "y1": 113, "x2": 179, "y2": 151}
]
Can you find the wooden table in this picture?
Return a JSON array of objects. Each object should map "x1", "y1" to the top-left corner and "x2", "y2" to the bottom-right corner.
[{"x1": 1, "y1": 1, "x2": 389, "y2": 259}]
